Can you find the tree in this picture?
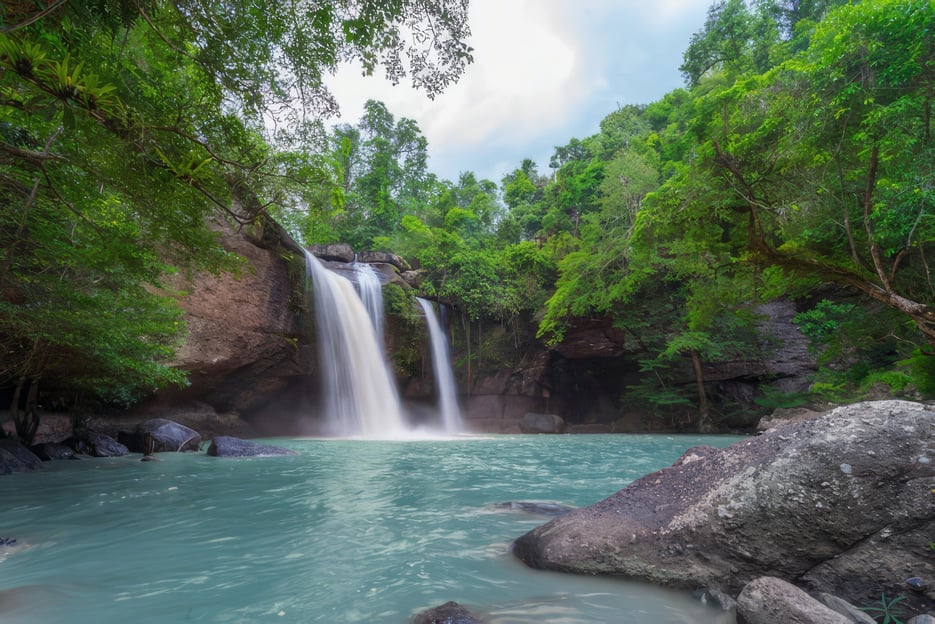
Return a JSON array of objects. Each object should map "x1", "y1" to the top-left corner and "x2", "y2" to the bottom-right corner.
[{"x1": 689, "y1": 0, "x2": 935, "y2": 345}]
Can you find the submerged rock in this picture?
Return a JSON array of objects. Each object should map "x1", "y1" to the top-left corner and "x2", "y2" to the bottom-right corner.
[
  {"x1": 207, "y1": 436, "x2": 297, "y2": 457},
  {"x1": 492, "y1": 502, "x2": 574, "y2": 516},
  {"x1": 0, "y1": 440, "x2": 42, "y2": 474},
  {"x1": 412, "y1": 601, "x2": 485, "y2": 624},
  {"x1": 512, "y1": 400, "x2": 935, "y2": 614}
]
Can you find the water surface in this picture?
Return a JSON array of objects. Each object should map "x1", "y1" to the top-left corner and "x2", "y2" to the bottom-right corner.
[{"x1": 0, "y1": 434, "x2": 741, "y2": 623}]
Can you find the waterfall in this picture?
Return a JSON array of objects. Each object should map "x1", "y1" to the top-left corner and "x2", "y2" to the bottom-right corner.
[
  {"x1": 353, "y1": 261, "x2": 384, "y2": 347},
  {"x1": 304, "y1": 251, "x2": 406, "y2": 438},
  {"x1": 416, "y1": 297, "x2": 463, "y2": 433}
]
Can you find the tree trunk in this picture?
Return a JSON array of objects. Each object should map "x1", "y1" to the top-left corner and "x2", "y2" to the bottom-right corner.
[
  {"x1": 11, "y1": 377, "x2": 40, "y2": 446},
  {"x1": 690, "y1": 350, "x2": 712, "y2": 433}
]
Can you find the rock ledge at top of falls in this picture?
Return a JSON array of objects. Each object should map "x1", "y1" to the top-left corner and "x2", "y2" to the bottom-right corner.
[
  {"x1": 306, "y1": 244, "x2": 411, "y2": 272},
  {"x1": 512, "y1": 400, "x2": 935, "y2": 616}
]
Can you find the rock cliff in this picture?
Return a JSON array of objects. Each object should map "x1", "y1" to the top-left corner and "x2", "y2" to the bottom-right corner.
[{"x1": 131, "y1": 216, "x2": 309, "y2": 434}]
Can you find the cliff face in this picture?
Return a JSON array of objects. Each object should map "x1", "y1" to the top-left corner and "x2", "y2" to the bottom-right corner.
[
  {"x1": 447, "y1": 301, "x2": 817, "y2": 433},
  {"x1": 129, "y1": 217, "x2": 311, "y2": 435},
  {"x1": 124, "y1": 229, "x2": 816, "y2": 437}
]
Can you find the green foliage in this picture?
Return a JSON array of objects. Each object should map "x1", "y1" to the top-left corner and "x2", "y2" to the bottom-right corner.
[
  {"x1": 753, "y1": 387, "x2": 811, "y2": 410},
  {"x1": 903, "y1": 350, "x2": 935, "y2": 398},
  {"x1": 382, "y1": 282, "x2": 424, "y2": 377},
  {"x1": 793, "y1": 300, "x2": 855, "y2": 346},
  {"x1": 860, "y1": 593, "x2": 906, "y2": 624}
]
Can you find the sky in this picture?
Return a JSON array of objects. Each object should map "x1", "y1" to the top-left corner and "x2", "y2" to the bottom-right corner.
[{"x1": 325, "y1": 0, "x2": 713, "y2": 184}]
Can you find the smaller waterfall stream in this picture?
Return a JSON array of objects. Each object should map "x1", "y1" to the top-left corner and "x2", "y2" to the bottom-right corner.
[
  {"x1": 417, "y1": 297, "x2": 463, "y2": 433},
  {"x1": 304, "y1": 251, "x2": 406, "y2": 438},
  {"x1": 353, "y1": 261, "x2": 384, "y2": 347}
]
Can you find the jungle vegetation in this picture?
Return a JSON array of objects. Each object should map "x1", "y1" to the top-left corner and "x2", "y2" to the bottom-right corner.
[{"x1": 2, "y1": 0, "x2": 932, "y2": 439}]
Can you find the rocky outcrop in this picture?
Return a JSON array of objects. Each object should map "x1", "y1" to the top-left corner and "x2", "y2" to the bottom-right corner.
[
  {"x1": 307, "y1": 243, "x2": 355, "y2": 263},
  {"x1": 356, "y1": 250, "x2": 410, "y2": 272},
  {"x1": 548, "y1": 317, "x2": 627, "y2": 359},
  {"x1": 0, "y1": 439, "x2": 42, "y2": 474},
  {"x1": 207, "y1": 436, "x2": 297, "y2": 457},
  {"x1": 512, "y1": 401, "x2": 935, "y2": 616}
]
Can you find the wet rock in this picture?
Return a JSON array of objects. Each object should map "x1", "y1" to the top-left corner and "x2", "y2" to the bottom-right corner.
[
  {"x1": 0, "y1": 439, "x2": 43, "y2": 474},
  {"x1": 908, "y1": 615, "x2": 935, "y2": 624},
  {"x1": 736, "y1": 577, "x2": 851, "y2": 624},
  {"x1": 0, "y1": 537, "x2": 17, "y2": 546},
  {"x1": 29, "y1": 442, "x2": 76, "y2": 461},
  {"x1": 119, "y1": 419, "x2": 201, "y2": 453},
  {"x1": 207, "y1": 436, "x2": 297, "y2": 457},
  {"x1": 512, "y1": 400, "x2": 935, "y2": 611},
  {"x1": 68, "y1": 432, "x2": 128, "y2": 457},
  {"x1": 412, "y1": 601, "x2": 485, "y2": 624},
  {"x1": 908, "y1": 577, "x2": 928, "y2": 591},
  {"x1": 493, "y1": 502, "x2": 574, "y2": 516},
  {"x1": 518, "y1": 412, "x2": 565, "y2": 434},
  {"x1": 693, "y1": 588, "x2": 737, "y2": 612}
]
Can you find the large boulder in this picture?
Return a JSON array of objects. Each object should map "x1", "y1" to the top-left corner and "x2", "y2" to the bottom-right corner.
[
  {"x1": 119, "y1": 418, "x2": 201, "y2": 453},
  {"x1": 512, "y1": 401, "x2": 935, "y2": 615},
  {"x1": 0, "y1": 439, "x2": 43, "y2": 474},
  {"x1": 307, "y1": 243, "x2": 355, "y2": 263},
  {"x1": 30, "y1": 442, "x2": 76, "y2": 461},
  {"x1": 69, "y1": 432, "x2": 129, "y2": 457}
]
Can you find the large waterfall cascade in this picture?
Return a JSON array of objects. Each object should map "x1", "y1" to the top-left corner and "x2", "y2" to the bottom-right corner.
[
  {"x1": 303, "y1": 250, "x2": 407, "y2": 438},
  {"x1": 417, "y1": 297, "x2": 464, "y2": 433}
]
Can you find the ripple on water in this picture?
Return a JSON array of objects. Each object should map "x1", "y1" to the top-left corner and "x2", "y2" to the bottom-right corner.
[{"x1": 0, "y1": 434, "x2": 742, "y2": 624}]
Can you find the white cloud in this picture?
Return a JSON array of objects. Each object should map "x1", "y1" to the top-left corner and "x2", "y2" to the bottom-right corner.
[
  {"x1": 325, "y1": 0, "x2": 713, "y2": 181},
  {"x1": 328, "y1": 1, "x2": 595, "y2": 150}
]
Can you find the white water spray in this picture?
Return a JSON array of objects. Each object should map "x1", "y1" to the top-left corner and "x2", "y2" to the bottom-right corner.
[
  {"x1": 304, "y1": 251, "x2": 406, "y2": 438},
  {"x1": 417, "y1": 297, "x2": 463, "y2": 433}
]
